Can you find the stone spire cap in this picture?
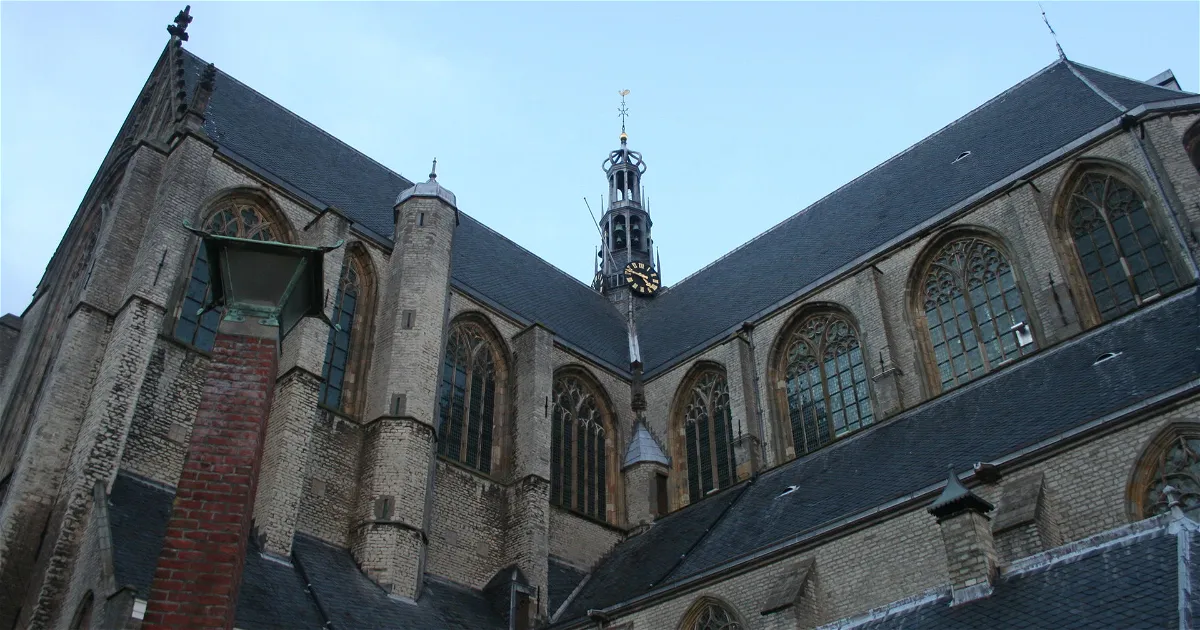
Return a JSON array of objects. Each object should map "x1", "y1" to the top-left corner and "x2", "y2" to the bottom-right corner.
[
  {"x1": 396, "y1": 158, "x2": 457, "y2": 208},
  {"x1": 623, "y1": 420, "x2": 669, "y2": 469},
  {"x1": 928, "y1": 465, "x2": 994, "y2": 520}
]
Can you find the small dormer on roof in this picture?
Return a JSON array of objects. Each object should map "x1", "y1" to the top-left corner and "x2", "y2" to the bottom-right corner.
[
  {"x1": 623, "y1": 420, "x2": 669, "y2": 469},
  {"x1": 927, "y1": 466, "x2": 995, "y2": 521},
  {"x1": 396, "y1": 158, "x2": 457, "y2": 209}
]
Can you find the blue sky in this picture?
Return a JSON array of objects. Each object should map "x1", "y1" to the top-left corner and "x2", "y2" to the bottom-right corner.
[{"x1": 2, "y1": 2, "x2": 1197, "y2": 315}]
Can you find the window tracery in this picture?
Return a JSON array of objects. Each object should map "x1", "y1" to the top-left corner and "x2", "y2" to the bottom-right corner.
[
  {"x1": 319, "y1": 257, "x2": 364, "y2": 412},
  {"x1": 437, "y1": 322, "x2": 500, "y2": 473},
  {"x1": 920, "y1": 236, "x2": 1034, "y2": 391},
  {"x1": 780, "y1": 312, "x2": 873, "y2": 457},
  {"x1": 551, "y1": 373, "x2": 608, "y2": 520},
  {"x1": 174, "y1": 202, "x2": 280, "y2": 351},
  {"x1": 682, "y1": 370, "x2": 737, "y2": 503},
  {"x1": 1067, "y1": 171, "x2": 1176, "y2": 321},
  {"x1": 681, "y1": 600, "x2": 742, "y2": 630},
  {"x1": 1140, "y1": 434, "x2": 1200, "y2": 518}
]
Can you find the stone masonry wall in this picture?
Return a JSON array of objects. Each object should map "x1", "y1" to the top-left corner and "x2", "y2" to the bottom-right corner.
[
  {"x1": 295, "y1": 411, "x2": 362, "y2": 547},
  {"x1": 120, "y1": 339, "x2": 207, "y2": 486},
  {"x1": 548, "y1": 506, "x2": 623, "y2": 571},
  {"x1": 426, "y1": 460, "x2": 506, "y2": 589}
]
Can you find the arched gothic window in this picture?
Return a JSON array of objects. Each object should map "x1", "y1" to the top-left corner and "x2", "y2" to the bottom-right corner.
[
  {"x1": 920, "y1": 236, "x2": 1035, "y2": 392},
  {"x1": 1131, "y1": 424, "x2": 1200, "y2": 520},
  {"x1": 1067, "y1": 171, "x2": 1177, "y2": 321},
  {"x1": 551, "y1": 373, "x2": 608, "y2": 521},
  {"x1": 319, "y1": 254, "x2": 370, "y2": 412},
  {"x1": 680, "y1": 598, "x2": 742, "y2": 630},
  {"x1": 174, "y1": 202, "x2": 280, "y2": 351},
  {"x1": 437, "y1": 322, "x2": 501, "y2": 473},
  {"x1": 780, "y1": 312, "x2": 873, "y2": 457},
  {"x1": 682, "y1": 370, "x2": 738, "y2": 504}
]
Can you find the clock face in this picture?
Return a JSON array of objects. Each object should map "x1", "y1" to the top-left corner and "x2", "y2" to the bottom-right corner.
[{"x1": 623, "y1": 261, "x2": 660, "y2": 296}]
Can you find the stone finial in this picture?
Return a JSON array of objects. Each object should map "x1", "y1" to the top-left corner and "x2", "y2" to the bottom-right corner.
[
  {"x1": 928, "y1": 465, "x2": 995, "y2": 521},
  {"x1": 167, "y1": 5, "x2": 193, "y2": 41},
  {"x1": 430, "y1": 157, "x2": 438, "y2": 180}
]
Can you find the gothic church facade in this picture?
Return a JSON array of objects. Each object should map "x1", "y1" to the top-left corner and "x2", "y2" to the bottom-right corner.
[{"x1": 3, "y1": 9, "x2": 1200, "y2": 630}]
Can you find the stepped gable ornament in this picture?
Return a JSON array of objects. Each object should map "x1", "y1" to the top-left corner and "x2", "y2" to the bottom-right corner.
[{"x1": 167, "y1": 5, "x2": 193, "y2": 41}]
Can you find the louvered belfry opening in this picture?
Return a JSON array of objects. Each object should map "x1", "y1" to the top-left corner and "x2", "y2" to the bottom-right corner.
[{"x1": 550, "y1": 374, "x2": 608, "y2": 521}]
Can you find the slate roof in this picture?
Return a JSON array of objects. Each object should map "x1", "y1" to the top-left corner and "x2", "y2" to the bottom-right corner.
[
  {"x1": 107, "y1": 472, "x2": 504, "y2": 629},
  {"x1": 634, "y1": 60, "x2": 1190, "y2": 373},
  {"x1": 558, "y1": 287, "x2": 1200, "y2": 623},
  {"x1": 180, "y1": 48, "x2": 1192, "y2": 377},
  {"x1": 180, "y1": 50, "x2": 630, "y2": 372},
  {"x1": 848, "y1": 517, "x2": 1186, "y2": 629},
  {"x1": 292, "y1": 534, "x2": 505, "y2": 630},
  {"x1": 548, "y1": 559, "x2": 587, "y2": 616}
]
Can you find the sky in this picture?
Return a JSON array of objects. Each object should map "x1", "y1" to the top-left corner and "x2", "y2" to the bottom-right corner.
[{"x1": 1, "y1": 2, "x2": 1197, "y2": 316}]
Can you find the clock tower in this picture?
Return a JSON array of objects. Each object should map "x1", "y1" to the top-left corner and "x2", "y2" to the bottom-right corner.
[{"x1": 594, "y1": 116, "x2": 659, "y2": 303}]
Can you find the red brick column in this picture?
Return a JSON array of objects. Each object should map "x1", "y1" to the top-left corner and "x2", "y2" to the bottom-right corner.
[{"x1": 143, "y1": 331, "x2": 278, "y2": 630}]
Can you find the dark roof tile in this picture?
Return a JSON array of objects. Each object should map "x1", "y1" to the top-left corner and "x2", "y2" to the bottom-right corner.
[{"x1": 561, "y1": 288, "x2": 1200, "y2": 621}]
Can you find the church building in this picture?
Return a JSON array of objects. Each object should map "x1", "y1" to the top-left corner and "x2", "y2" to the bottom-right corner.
[{"x1": 3, "y1": 7, "x2": 1200, "y2": 629}]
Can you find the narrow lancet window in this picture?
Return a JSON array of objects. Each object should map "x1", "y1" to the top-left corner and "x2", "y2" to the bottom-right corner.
[
  {"x1": 551, "y1": 374, "x2": 608, "y2": 521},
  {"x1": 318, "y1": 259, "x2": 362, "y2": 411},
  {"x1": 437, "y1": 322, "x2": 500, "y2": 473},
  {"x1": 1068, "y1": 172, "x2": 1176, "y2": 321},
  {"x1": 682, "y1": 370, "x2": 737, "y2": 503},
  {"x1": 781, "y1": 312, "x2": 873, "y2": 457}
]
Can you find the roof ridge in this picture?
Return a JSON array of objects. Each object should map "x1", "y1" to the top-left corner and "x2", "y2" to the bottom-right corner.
[
  {"x1": 459, "y1": 213, "x2": 620, "y2": 300},
  {"x1": 1069, "y1": 60, "x2": 1197, "y2": 97},
  {"x1": 662, "y1": 58, "x2": 1067, "y2": 290},
  {"x1": 1064, "y1": 60, "x2": 1128, "y2": 112},
  {"x1": 181, "y1": 48, "x2": 415, "y2": 189}
]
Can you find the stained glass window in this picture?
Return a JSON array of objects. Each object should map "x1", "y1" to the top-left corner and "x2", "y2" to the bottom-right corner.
[
  {"x1": 437, "y1": 323, "x2": 498, "y2": 473},
  {"x1": 174, "y1": 203, "x2": 279, "y2": 351},
  {"x1": 922, "y1": 237, "x2": 1035, "y2": 392},
  {"x1": 551, "y1": 374, "x2": 608, "y2": 521},
  {"x1": 685, "y1": 601, "x2": 742, "y2": 630},
  {"x1": 1068, "y1": 172, "x2": 1176, "y2": 322},
  {"x1": 782, "y1": 313, "x2": 873, "y2": 457},
  {"x1": 319, "y1": 259, "x2": 362, "y2": 411},
  {"x1": 1142, "y1": 434, "x2": 1200, "y2": 518},
  {"x1": 683, "y1": 370, "x2": 738, "y2": 504}
]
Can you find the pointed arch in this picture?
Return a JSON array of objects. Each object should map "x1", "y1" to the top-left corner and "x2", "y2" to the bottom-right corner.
[
  {"x1": 908, "y1": 226, "x2": 1039, "y2": 395},
  {"x1": 1181, "y1": 117, "x2": 1200, "y2": 176},
  {"x1": 677, "y1": 595, "x2": 745, "y2": 630},
  {"x1": 550, "y1": 365, "x2": 620, "y2": 522},
  {"x1": 318, "y1": 242, "x2": 377, "y2": 416},
  {"x1": 768, "y1": 303, "x2": 875, "y2": 461},
  {"x1": 1126, "y1": 421, "x2": 1200, "y2": 521},
  {"x1": 437, "y1": 313, "x2": 511, "y2": 475},
  {"x1": 1053, "y1": 159, "x2": 1181, "y2": 326},
  {"x1": 669, "y1": 362, "x2": 739, "y2": 506},
  {"x1": 172, "y1": 188, "x2": 296, "y2": 351}
]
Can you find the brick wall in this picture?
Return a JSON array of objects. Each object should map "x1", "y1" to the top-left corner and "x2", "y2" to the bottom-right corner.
[{"x1": 143, "y1": 331, "x2": 278, "y2": 629}]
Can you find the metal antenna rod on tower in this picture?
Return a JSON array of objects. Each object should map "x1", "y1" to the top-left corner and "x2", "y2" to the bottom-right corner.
[
  {"x1": 618, "y1": 89, "x2": 631, "y2": 135},
  {"x1": 1039, "y1": 3, "x2": 1067, "y2": 61}
]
